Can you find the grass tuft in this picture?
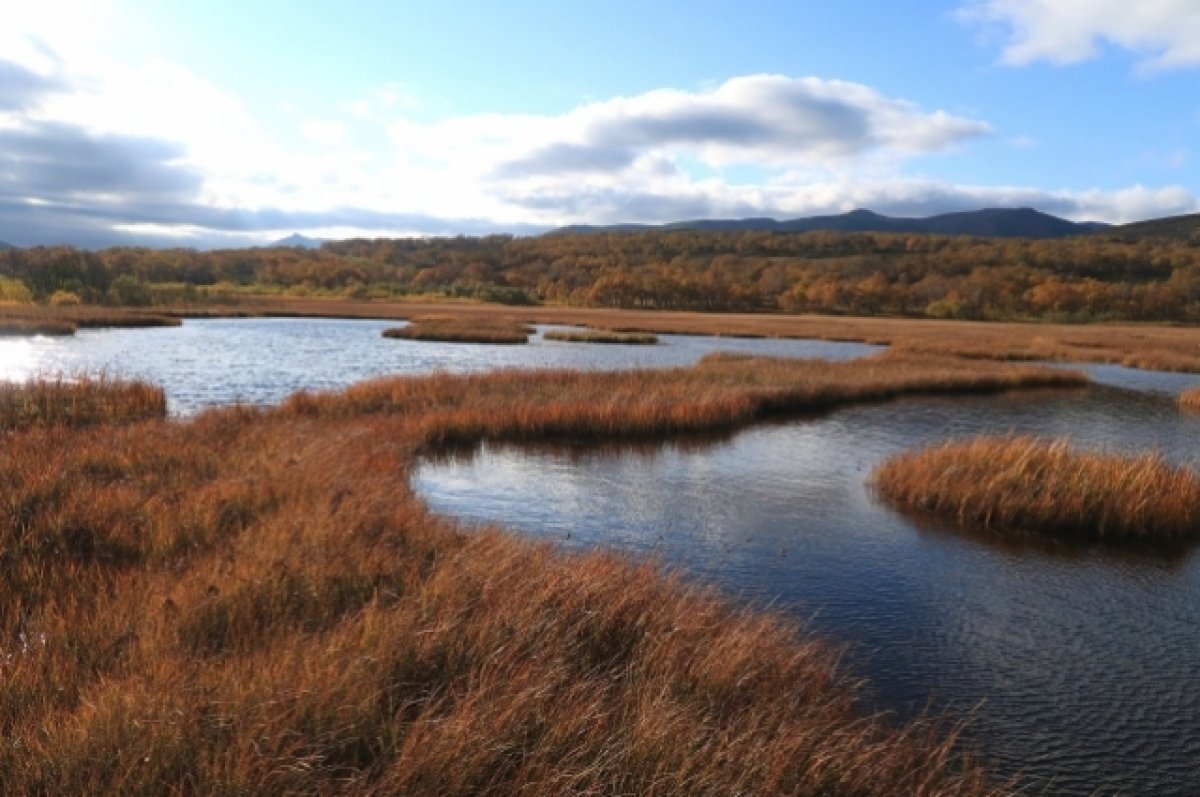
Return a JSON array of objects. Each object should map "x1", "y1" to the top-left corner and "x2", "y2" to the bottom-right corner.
[
  {"x1": 544, "y1": 328, "x2": 659, "y2": 344},
  {"x1": 383, "y1": 314, "x2": 533, "y2": 344},
  {"x1": 1180, "y1": 387, "x2": 1200, "y2": 412},
  {"x1": 872, "y1": 435, "x2": 1200, "y2": 542},
  {"x1": 0, "y1": 375, "x2": 167, "y2": 430}
]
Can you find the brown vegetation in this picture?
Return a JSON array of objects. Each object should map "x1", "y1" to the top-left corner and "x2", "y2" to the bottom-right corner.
[
  {"x1": 0, "y1": 353, "x2": 1083, "y2": 794},
  {"x1": 543, "y1": 328, "x2": 659, "y2": 344},
  {"x1": 383, "y1": 313, "x2": 533, "y2": 344},
  {"x1": 0, "y1": 375, "x2": 167, "y2": 430},
  {"x1": 0, "y1": 305, "x2": 181, "y2": 335},
  {"x1": 872, "y1": 436, "x2": 1200, "y2": 542},
  {"x1": 1180, "y1": 388, "x2": 1200, "y2": 412}
]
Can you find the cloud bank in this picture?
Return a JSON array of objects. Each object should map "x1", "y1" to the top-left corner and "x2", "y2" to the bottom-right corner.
[{"x1": 960, "y1": 0, "x2": 1200, "y2": 70}]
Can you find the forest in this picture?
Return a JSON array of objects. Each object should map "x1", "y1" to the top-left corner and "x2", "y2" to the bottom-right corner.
[{"x1": 1, "y1": 228, "x2": 1199, "y2": 323}]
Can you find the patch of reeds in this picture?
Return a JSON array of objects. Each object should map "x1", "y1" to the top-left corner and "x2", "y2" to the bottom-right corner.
[
  {"x1": 0, "y1": 375, "x2": 167, "y2": 430},
  {"x1": 0, "y1": 318, "x2": 76, "y2": 336},
  {"x1": 1, "y1": 354, "x2": 1090, "y2": 794},
  {"x1": 0, "y1": 307, "x2": 182, "y2": 336},
  {"x1": 383, "y1": 313, "x2": 533, "y2": 344},
  {"x1": 544, "y1": 328, "x2": 659, "y2": 344},
  {"x1": 872, "y1": 435, "x2": 1200, "y2": 542},
  {"x1": 1181, "y1": 388, "x2": 1200, "y2": 412}
]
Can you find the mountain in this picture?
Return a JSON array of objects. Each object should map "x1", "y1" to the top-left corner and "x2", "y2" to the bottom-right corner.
[
  {"x1": 1105, "y1": 212, "x2": 1200, "y2": 242},
  {"x1": 269, "y1": 233, "x2": 325, "y2": 249},
  {"x1": 556, "y1": 207, "x2": 1108, "y2": 239},
  {"x1": 0, "y1": 240, "x2": 12, "y2": 249}
]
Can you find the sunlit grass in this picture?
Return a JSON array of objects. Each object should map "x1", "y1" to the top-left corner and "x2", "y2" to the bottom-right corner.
[
  {"x1": 0, "y1": 353, "x2": 1085, "y2": 794},
  {"x1": 1180, "y1": 388, "x2": 1200, "y2": 412},
  {"x1": 544, "y1": 328, "x2": 659, "y2": 344},
  {"x1": 0, "y1": 375, "x2": 167, "y2": 430},
  {"x1": 872, "y1": 435, "x2": 1200, "y2": 542},
  {"x1": 382, "y1": 313, "x2": 533, "y2": 344}
]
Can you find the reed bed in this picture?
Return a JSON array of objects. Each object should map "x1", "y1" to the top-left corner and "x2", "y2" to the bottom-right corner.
[
  {"x1": 544, "y1": 328, "x2": 659, "y2": 344},
  {"x1": 0, "y1": 375, "x2": 167, "y2": 430},
  {"x1": 1181, "y1": 388, "x2": 1200, "y2": 412},
  {"x1": 872, "y1": 436, "x2": 1200, "y2": 542},
  {"x1": 0, "y1": 354, "x2": 1086, "y2": 795},
  {"x1": 383, "y1": 313, "x2": 533, "y2": 344},
  {"x1": 0, "y1": 307, "x2": 181, "y2": 336}
]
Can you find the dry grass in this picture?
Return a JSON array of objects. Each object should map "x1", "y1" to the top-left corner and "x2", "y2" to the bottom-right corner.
[
  {"x1": 0, "y1": 352, "x2": 1070, "y2": 795},
  {"x1": 383, "y1": 313, "x2": 533, "y2": 344},
  {"x1": 544, "y1": 328, "x2": 659, "y2": 344},
  {"x1": 1178, "y1": 388, "x2": 1200, "y2": 412},
  {"x1": 0, "y1": 375, "x2": 167, "y2": 430},
  {"x1": 872, "y1": 436, "x2": 1200, "y2": 542},
  {"x1": 0, "y1": 306, "x2": 181, "y2": 335}
]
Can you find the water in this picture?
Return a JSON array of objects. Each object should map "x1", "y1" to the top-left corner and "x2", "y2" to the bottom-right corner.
[
  {"x1": 0, "y1": 317, "x2": 879, "y2": 414},
  {"x1": 416, "y1": 384, "x2": 1200, "y2": 796}
]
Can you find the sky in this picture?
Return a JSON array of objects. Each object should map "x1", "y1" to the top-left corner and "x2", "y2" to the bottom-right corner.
[{"x1": 1, "y1": 0, "x2": 1198, "y2": 248}]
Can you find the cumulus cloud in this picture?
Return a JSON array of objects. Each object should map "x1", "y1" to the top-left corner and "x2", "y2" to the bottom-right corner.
[
  {"x1": 959, "y1": 0, "x2": 1200, "y2": 69},
  {"x1": 491, "y1": 75, "x2": 990, "y2": 179},
  {"x1": 0, "y1": 59, "x2": 62, "y2": 111}
]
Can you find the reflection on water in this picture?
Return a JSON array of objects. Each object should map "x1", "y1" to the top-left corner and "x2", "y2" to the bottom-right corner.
[
  {"x1": 416, "y1": 385, "x2": 1200, "y2": 796},
  {"x1": 0, "y1": 318, "x2": 880, "y2": 414}
]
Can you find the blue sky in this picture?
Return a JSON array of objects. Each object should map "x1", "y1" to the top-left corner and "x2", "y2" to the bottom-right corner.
[{"x1": 1, "y1": 0, "x2": 1198, "y2": 247}]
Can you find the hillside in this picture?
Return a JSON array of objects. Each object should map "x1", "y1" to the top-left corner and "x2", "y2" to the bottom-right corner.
[
  {"x1": 558, "y1": 207, "x2": 1107, "y2": 239},
  {"x1": 1106, "y1": 212, "x2": 1200, "y2": 242},
  {"x1": 270, "y1": 233, "x2": 325, "y2": 249}
]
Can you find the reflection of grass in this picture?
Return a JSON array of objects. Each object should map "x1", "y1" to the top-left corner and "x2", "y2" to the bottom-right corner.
[
  {"x1": 872, "y1": 436, "x2": 1200, "y2": 542},
  {"x1": 383, "y1": 314, "x2": 532, "y2": 344},
  {"x1": 1181, "y1": 388, "x2": 1200, "y2": 412},
  {"x1": 1, "y1": 353, "x2": 1082, "y2": 794},
  {"x1": 0, "y1": 375, "x2": 167, "y2": 430},
  {"x1": 544, "y1": 328, "x2": 658, "y2": 344}
]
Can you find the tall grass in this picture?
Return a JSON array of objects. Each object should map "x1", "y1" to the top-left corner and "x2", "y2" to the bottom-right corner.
[
  {"x1": 1181, "y1": 387, "x2": 1200, "y2": 412},
  {"x1": 872, "y1": 436, "x2": 1200, "y2": 542},
  {"x1": 0, "y1": 354, "x2": 1084, "y2": 794},
  {"x1": 544, "y1": 328, "x2": 659, "y2": 344},
  {"x1": 383, "y1": 314, "x2": 533, "y2": 344},
  {"x1": 0, "y1": 375, "x2": 167, "y2": 430}
]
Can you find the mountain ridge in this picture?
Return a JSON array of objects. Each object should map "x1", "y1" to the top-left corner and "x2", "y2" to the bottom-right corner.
[{"x1": 554, "y1": 207, "x2": 1110, "y2": 239}]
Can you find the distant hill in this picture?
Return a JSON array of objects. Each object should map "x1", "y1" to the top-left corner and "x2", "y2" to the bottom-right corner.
[
  {"x1": 1105, "y1": 212, "x2": 1200, "y2": 242},
  {"x1": 556, "y1": 207, "x2": 1108, "y2": 239},
  {"x1": 0, "y1": 240, "x2": 12, "y2": 250},
  {"x1": 269, "y1": 233, "x2": 325, "y2": 249}
]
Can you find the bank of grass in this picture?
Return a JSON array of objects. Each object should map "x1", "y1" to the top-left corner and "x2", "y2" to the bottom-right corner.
[
  {"x1": 1181, "y1": 388, "x2": 1200, "y2": 412},
  {"x1": 0, "y1": 352, "x2": 1078, "y2": 795},
  {"x1": 544, "y1": 327, "x2": 659, "y2": 344},
  {"x1": 383, "y1": 313, "x2": 533, "y2": 344},
  {"x1": 0, "y1": 306, "x2": 182, "y2": 335},
  {"x1": 0, "y1": 375, "x2": 167, "y2": 430},
  {"x1": 872, "y1": 436, "x2": 1200, "y2": 542}
]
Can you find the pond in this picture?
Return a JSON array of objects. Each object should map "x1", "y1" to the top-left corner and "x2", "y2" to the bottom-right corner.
[
  {"x1": 416, "y1": 382, "x2": 1200, "y2": 796},
  {"x1": 0, "y1": 317, "x2": 879, "y2": 414}
]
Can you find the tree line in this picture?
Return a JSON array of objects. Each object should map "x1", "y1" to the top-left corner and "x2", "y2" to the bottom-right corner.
[{"x1": 1, "y1": 229, "x2": 1198, "y2": 322}]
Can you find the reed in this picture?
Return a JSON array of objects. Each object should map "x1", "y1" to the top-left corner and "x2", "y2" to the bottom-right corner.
[
  {"x1": 383, "y1": 313, "x2": 533, "y2": 344},
  {"x1": 0, "y1": 318, "x2": 76, "y2": 336},
  {"x1": 872, "y1": 436, "x2": 1200, "y2": 542},
  {"x1": 1181, "y1": 388, "x2": 1200, "y2": 412},
  {"x1": 0, "y1": 354, "x2": 1086, "y2": 794},
  {"x1": 544, "y1": 328, "x2": 659, "y2": 344},
  {"x1": 0, "y1": 375, "x2": 167, "y2": 430}
]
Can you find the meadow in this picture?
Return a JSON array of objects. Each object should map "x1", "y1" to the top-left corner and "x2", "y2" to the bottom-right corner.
[{"x1": 0, "y1": 351, "x2": 1086, "y2": 795}]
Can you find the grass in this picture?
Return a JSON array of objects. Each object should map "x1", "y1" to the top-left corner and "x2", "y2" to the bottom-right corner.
[
  {"x1": 1181, "y1": 388, "x2": 1200, "y2": 412},
  {"x1": 544, "y1": 328, "x2": 659, "y2": 344},
  {"x1": 383, "y1": 313, "x2": 533, "y2": 344},
  {"x1": 0, "y1": 375, "x2": 167, "y2": 430},
  {"x1": 0, "y1": 306, "x2": 182, "y2": 335},
  {"x1": 872, "y1": 435, "x2": 1200, "y2": 542},
  {"x1": 0, "y1": 352, "x2": 1080, "y2": 795}
]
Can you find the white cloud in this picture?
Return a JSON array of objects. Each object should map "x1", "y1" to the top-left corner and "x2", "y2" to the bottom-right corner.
[{"x1": 960, "y1": 0, "x2": 1200, "y2": 70}]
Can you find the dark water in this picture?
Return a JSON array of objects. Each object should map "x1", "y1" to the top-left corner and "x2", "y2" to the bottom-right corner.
[
  {"x1": 416, "y1": 382, "x2": 1200, "y2": 796},
  {"x1": 0, "y1": 317, "x2": 878, "y2": 414}
]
